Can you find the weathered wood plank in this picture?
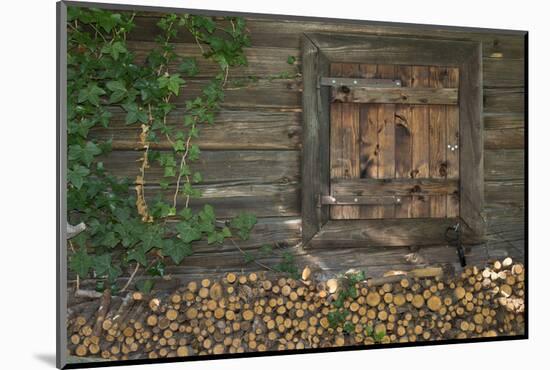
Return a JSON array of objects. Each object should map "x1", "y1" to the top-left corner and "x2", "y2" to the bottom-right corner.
[
  {"x1": 483, "y1": 113, "x2": 525, "y2": 149},
  {"x1": 340, "y1": 102, "x2": 361, "y2": 219},
  {"x1": 373, "y1": 65, "x2": 397, "y2": 218},
  {"x1": 171, "y1": 78, "x2": 303, "y2": 110},
  {"x1": 485, "y1": 180, "x2": 524, "y2": 208},
  {"x1": 329, "y1": 64, "x2": 344, "y2": 220},
  {"x1": 484, "y1": 149, "x2": 525, "y2": 181},
  {"x1": 329, "y1": 63, "x2": 361, "y2": 219},
  {"x1": 483, "y1": 58, "x2": 524, "y2": 88},
  {"x1": 485, "y1": 128, "x2": 524, "y2": 149},
  {"x1": 459, "y1": 43, "x2": 485, "y2": 236},
  {"x1": 301, "y1": 35, "x2": 330, "y2": 244},
  {"x1": 359, "y1": 103, "x2": 380, "y2": 219},
  {"x1": 130, "y1": 16, "x2": 526, "y2": 59},
  {"x1": 332, "y1": 178, "x2": 459, "y2": 196},
  {"x1": 429, "y1": 66, "x2": 448, "y2": 217},
  {"x1": 171, "y1": 216, "x2": 302, "y2": 254},
  {"x1": 484, "y1": 88, "x2": 524, "y2": 114},
  {"x1": 145, "y1": 182, "x2": 300, "y2": 218},
  {"x1": 321, "y1": 195, "x2": 397, "y2": 205},
  {"x1": 410, "y1": 66, "x2": 430, "y2": 217},
  {"x1": 102, "y1": 150, "x2": 300, "y2": 185},
  {"x1": 114, "y1": 78, "x2": 524, "y2": 113},
  {"x1": 310, "y1": 218, "x2": 481, "y2": 248},
  {"x1": 483, "y1": 113, "x2": 524, "y2": 130},
  {"x1": 446, "y1": 68, "x2": 460, "y2": 217},
  {"x1": 308, "y1": 33, "x2": 478, "y2": 67},
  {"x1": 128, "y1": 41, "x2": 298, "y2": 78},
  {"x1": 332, "y1": 86, "x2": 458, "y2": 105},
  {"x1": 394, "y1": 66, "x2": 413, "y2": 218},
  {"x1": 90, "y1": 110, "x2": 302, "y2": 150}
]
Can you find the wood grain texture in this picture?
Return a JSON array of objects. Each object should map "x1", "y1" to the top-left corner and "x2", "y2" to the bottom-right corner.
[
  {"x1": 446, "y1": 68, "x2": 461, "y2": 217},
  {"x1": 102, "y1": 150, "x2": 300, "y2": 185},
  {"x1": 148, "y1": 183, "x2": 299, "y2": 218},
  {"x1": 459, "y1": 43, "x2": 485, "y2": 237},
  {"x1": 307, "y1": 33, "x2": 480, "y2": 67},
  {"x1": 330, "y1": 63, "x2": 361, "y2": 219},
  {"x1": 394, "y1": 66, "x2": 414, "y2": 218},
  {"x1": 359, "y1": 103, "x2": 380, "y2": 219},
  {"x1": 332, "y1": 86, "x2": 458, "y2": 105},
  {"x1": 410, "y1": 66, "x2": 430, "y2": 217},
  {"x1": 90, "y1": 110, "x2": 302, "y2": 150},
  {"x1": 485, "y1": 149, "x2": 524, "y2": 181},
  {"x1": 130, "y1": 15, "x2": 525, "y2": 59},
  {"x1": 332, "y1": 179, "x2": 459, "y2": 196},
  {"x1": 301, "y1": 35, "x2": 330, "y2": 243},
  {"x1": 428, "y1": 67, "x2": 448, "y2": 217},
  {"x1": 309, "y1": 218, "x2": 481, "y2": 248}
]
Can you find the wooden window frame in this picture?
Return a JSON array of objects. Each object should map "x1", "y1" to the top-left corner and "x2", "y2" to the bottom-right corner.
[{"x1": 301, "y1": 32, "x2": 484, "y2": 248}]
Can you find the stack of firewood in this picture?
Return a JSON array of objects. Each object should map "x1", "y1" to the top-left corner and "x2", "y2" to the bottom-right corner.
[{"x1": 66, "y1": 257, "x2": 525, "y2": 360}]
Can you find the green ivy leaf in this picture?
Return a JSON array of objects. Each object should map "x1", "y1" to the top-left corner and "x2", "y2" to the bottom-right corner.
[
  {"x1": 127, "y1": 247, "x2": 147, "y2": 266},
  {"x1": 221, "y1": 226, "x2": 232, "y2": 238},
  {"x1": 243, "y1": 252, "x2": 255, "y2": 263},
  {"x1": 287, "y1": 55, "x2": 296, "y2": 64},
  {"x1": 192, "y1": 171, "x2": 203, "y2": 183},
  {"x1": 102, "y1": 231, "x2": 119, "y2": 248},
  {"x1": 179, "y1": 208, "x2": 193, "y2": 220},
  {"x1": 260, "y1": 244, "x2": 273, "y2": 256},
  {"x1": 68, "y1": 164, "x2": 90, "y2": 189},
  {"x1": 111, "y1": 41, "x2": 127, "y2": 60},
  {"x1": 158, "y1": 73, "x2": 185, "y2": 95},
  {"x1": 106, "y1": 80, "x2": 127, "y2": 103},
  {"x1": 122, "y1": 102, "x2": 148, "y2": 125},
  {"x1": 162, "y1": 239, "x2": 192, "y2": 264},
  {"x1": 164, "y1": 166, "x2": 176, "y2": 178},
  {"x1": 69, "y1": 141, "x2": 102, "y2": 166},
  {"x1": 230, "y1": 212, "x2": 257, "y2": 240},
  {"x1": 147, "y1": 260, "x2": 166, "y2": 277},
  {"x1": 176, "y1": 221, "x2": 202, "y2": 243},
  {"x1": 179, "y1": 58, "x2": 199, "y2": 76},
  {"x1": 136, "y1": 279, "x2": 154, "y2": 294},
  {"x1": 77, "y1": 83, "x2": 106, "y2": 106},
  {"x1": 69, "y1": 248, "x2": 93, "y2": 277},
  {"x1": 93, "y1": 254, "x2": 122, "y2": 280}
]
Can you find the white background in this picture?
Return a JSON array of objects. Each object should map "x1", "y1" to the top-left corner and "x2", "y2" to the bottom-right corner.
[{"x1": 0, "y1": 0, "x2": 543, "y2": 368}]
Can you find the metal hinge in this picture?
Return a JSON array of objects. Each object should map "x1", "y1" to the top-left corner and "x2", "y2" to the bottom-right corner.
[
  {"x1": 319, "y1": 194, "x2": 402, "y2": 206},
  {"x1": 320, "y1": 77, "x2": 402, "y2": 88}
]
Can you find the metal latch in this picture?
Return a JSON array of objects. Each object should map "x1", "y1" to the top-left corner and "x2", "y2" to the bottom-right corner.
[{"x1": 445, "y1": 222, "x2": 466, "y2": 267}]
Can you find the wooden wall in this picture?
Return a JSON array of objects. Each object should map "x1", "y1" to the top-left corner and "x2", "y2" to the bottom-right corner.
[{"x1": 89, "y1": 13, "x2": 525, "y2": 279}]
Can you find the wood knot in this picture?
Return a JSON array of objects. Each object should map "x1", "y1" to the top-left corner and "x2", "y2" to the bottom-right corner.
[
  {"x1": 339, "y1": 86, "x2": 350, "y2": 94},
  {"x1": 439, "y1": 163, "x2": 448, "y2": 177},
  {"x1": 411, "y1": 185, "x2": 422, "y2": 193}
]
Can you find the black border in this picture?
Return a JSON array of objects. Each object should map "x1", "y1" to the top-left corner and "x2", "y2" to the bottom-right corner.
[{"x1": 57, "y1": 1, "x2": 529, "y2": 369}]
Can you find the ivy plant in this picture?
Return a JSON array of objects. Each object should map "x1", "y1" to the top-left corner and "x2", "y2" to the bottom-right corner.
[{"x1": 67, "y1": 7, "x2": 253, "y2": 288}]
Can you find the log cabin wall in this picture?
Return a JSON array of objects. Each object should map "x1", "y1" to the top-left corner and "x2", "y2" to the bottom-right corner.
[{"x1": 89, "y1": 13, "x2": 525, "y2": 280}]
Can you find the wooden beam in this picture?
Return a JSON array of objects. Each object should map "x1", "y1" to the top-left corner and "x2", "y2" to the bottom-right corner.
[
  {"x1": 301, "y1": 35, "x2": 330, "y2": 244},
  {"x1": 320, "y1": 77, "x2": 400, "y2": 87},
  {"x1": 332, "y1": 86, "x2": 458, "y2": 105},
  {"x1": 309, "y1": 218, "x2": 482, "y2": 248},
  {"x1": 459, "y1": 42, "x2": 486, "y2": 238},
  {"x1": 320, "y1": 195, "x2": 397, "y2": 205},
  {"x1": 331, "y1": 178, "x2": 459, "y2": 196},
  {"x1": 305, "y1": 32, "x2": 478, "y2": 66}
]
